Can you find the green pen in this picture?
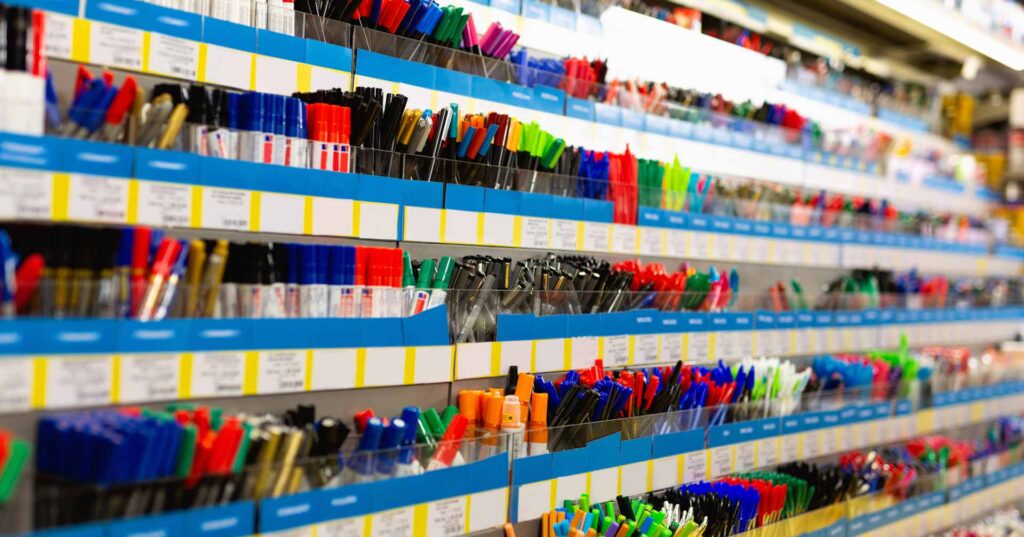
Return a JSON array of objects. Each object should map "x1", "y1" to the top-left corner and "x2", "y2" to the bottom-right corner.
[
  {"x1": 0, "y1": 439, "x2": 29, "y2": 503},
  {"x1": 425, "y1": 256, "x2": 454, "y2": 310},
  {"x1": 175, "y1": 423, "x2": 198, "y2": 478},
  {"x1": 579, "y1": 492, "x2": 590, "y2": 511},
  {"x1": 423, "y1": 408, "x2": 445, "y2": 440},
  {"x1": 440, "y1": 405, "x2": 459, "y2": 429},
  {"x1": 232, "y1": 422, "x2": 253, "y2": 473}
]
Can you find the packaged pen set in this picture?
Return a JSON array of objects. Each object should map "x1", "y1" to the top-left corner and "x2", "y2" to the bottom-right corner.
[
  {"x1": 0, "y1": 3, "x2": 46, "y2": 136},
  {"x1": 0, "y1": 223, "x2": 418, "y2": 320},
  {"x1": 406, "y1": 252, "x2": 739, "y2": 343}
]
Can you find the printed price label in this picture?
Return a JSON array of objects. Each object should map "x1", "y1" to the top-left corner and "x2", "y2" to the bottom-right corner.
[
  {"x1": 318, "y1": 517, "x2": 365, "y2": 537},
  {"x1": 661, "y1": 334, "x2": 683, "y2": 362},
  {"x1": 711, "y1": 232, "x2": 731, "y2": 260},
  {"x1": 611, "y1": 224, "x2": 636, "y2": 253},
  {"x1": 683, "y1": 451, "x2": 707, "y2": 483},
  {"x1": 603, "y1": 336, "x2": 629, "y2": 366},
  {"x1": 118, "y1": 354, "x2": 181, "y2": 403},
  {"x1": 757, "y1": 437, "x2": 778, "y2": 467},
  {"x1": 427, "y1": 497, "x2": 466, "y2": 536},
  {"x1": 692, "y1": 232, "x2": 712, "y2": 259},
  {"x1": 570, "y1": 337, "x2": 599, "y2": 367},
  {"x1": 640, "y1": 227, "x2": 663, "y2": 255},
  {"x1": 90, "y1": 22, "x2": 144, "y2": 70},
  {"x1": 735, "y1": 442, "x2": 756, "y2": 472},
  {"x1": 709, "y1": 446, "x2": 733, "y2": 478},
  {"x1": 634, "y1": 334, "x2": 659, "y2": 363},
  {"x1": 0, "y1": 358, "x2": 33, "y2": 412},
  {"x1": 372, "y1": 507, "x2": 415, "y2": 537},
  {"x1": 0, "y1": 169, "x2": 53, "y2": 219},
  {"x1": 715, "y1": 331, "x2": 736, "y2": 360},
  {"x1": 688, "y1": 332, "x2": 710, "y2": 362},
  {"x1": 821, "y1": 427, "x2": 839, "y2": 455},
  {"x1": 190, "y1": 352, "x2": 245, "y2": 397},
  {"x1": 665, "y1": 230, "x2": 686, "y2": 258},
  {"x1": 46, "y1": 356, "x2": 113, "y2": 408},
  {"x1": 257, "y1": 350, "x2": 306, "y2": 394},
  {"x1": 43, "y1": 12, "x2": 74, "y2": 59},
  {"x1": 582, "y1": 222, "x2": 610, "y2": 252},
  {"x1": 67, "y1": 175, "x2": 129, "y2": 223},
  {"x1": 136, "y1": 181, "x2": 192, "y2": 226},
  {"x1": 550, "y1": 220, "x2": 578, "y2": 251},
  {"x1": 202, "y1": 187, "x2": 251, "y2": 230},
  {"x1": 147, "y1": 33, "x2": 200, "y2": 79},
  {"x1": 520, "y1": 217, "x2": 549, "y2": 249},
  {"x1": 779, "y1": 434, "x2": 800, "y2": 463},
  {"x1": 803, "y1": 431, "x2": 820, "y2": 458},
  {"x1": 750, "y1": 236, "x2": 770, "y2": 262},
  {"x1": 733, "y1": 332, "x2": 753, "y2": 359}
]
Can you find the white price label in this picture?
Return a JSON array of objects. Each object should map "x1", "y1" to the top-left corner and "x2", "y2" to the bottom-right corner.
[
  {"x1": 550, "y1": 220, "x2": 578, "y2": 251},
  {"x1": 693, "y1": 232, "x2": 712, "y2": 259},
  {"x1": 118, "y1": 354, "x2": 181, "y2": 403},
  {"x1": 520, "y1": 217, "x2": 549, "y2": 248},
  {"x1": 190, "y1": 352, "x2": 245, "y2": 397},
  {"x1": 90, "y1": 23, "x2": 144, "y2": 70},
  {"x1": 757, "y1": 437, "x2": 778, "y2": 467},
  {"x1": 603, "y1": 336, "x2": 629, "y2": 366},
  {"x1": 0, "y1": 169, "x2": 53, "y2": 219},
  {"x1": 44, "y1": 13, "x2": 74, "y2": 59},
  {"x1": 611, "y1": 225, "x2": 636, "y2": 253},
  {"x1": 582, "y1": 222, "x2": 610, "y2": 252},
  {"x1": 257, "y1": 350, "x2": 307, "y2": 394},
  {"x1": 46, "y1": 356, "x2": 113, "y2": 408},
  {"x1": 803, "y1": 432, "x2": 820, "y2": 458},
  {"x1": 0, "y1": 358, "x2": 33, "y2": 412},
  {"x1": 136, "y1": 181, "x2": 192, "y2": 227},
  {"x1": 640, "y1": 227, "x2": 663, "y2": 255},
  {"x1": 318, "y1": 517, "x2": 365, "y2": 537},
  {"x1": 67, "y1": 175, "x2": 129, "y2": 223},
  {"x1": 715, "y1": 332, "x2": 737, "y2": 360},
  {"x1": 202, "y1": 187, "x2": 251, "y2": 230},
  {"x1": 661, "y1": 334, "x2": 683, "y2": 362},
  {"x1": 427, "y1": 497, "x2": 467, "y2": 536},
  {"x1": 372, "y1": 507, "x2": 415, "y2": 537},
  {"x1": 711, "y1": 233, "x2": 730, "y2": 260},
  {"x1": 683, "y1": 452, "x2": 707, "y2": 483},
  {"x1": 735, "y1": 442, "x2": 756, "y2": 472},
  {"x1": 147, "y1": 33, "x2": 200, "y2": 79},
  {"x1": 709, "y1": 446, "x2": 732, "y2": 477},
  {"x1": 688, "y1": 332, "x2": 710, "y2": 362},
  {"x1": 570, "y1": 337, "x2": 598, "y2": 367},
  {"x1": 634, "y1": 334, "x2": 659, "y2": 363},
  {"x1": 821, "y1": 428, "x2": 839, "y2": 455},
  {"x1": 779, "y1": 434, "x2": 799, "y2": 463}
]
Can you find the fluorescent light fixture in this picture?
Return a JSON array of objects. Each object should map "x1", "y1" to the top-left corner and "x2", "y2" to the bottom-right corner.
[{"x1": 872, "y1": 0, "x2": 1024, "y2": 70}]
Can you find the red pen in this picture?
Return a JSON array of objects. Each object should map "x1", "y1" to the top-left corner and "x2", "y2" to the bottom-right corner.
[
  {"x1": 97, "y1": 75, "x2": 137, "y2": 142},
  {"x1": 138, "y1": 238, "x2": 181, "y2": 321},
  {"x1": 129, "y1": 227, "x2": 152, "y2": 317},
  {"x1": 428, "y1": 415, "x2": 468, "y2": 470}
]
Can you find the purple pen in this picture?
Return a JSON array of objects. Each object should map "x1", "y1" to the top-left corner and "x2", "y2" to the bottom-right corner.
[{"x1": 604, "y1": 522, "x2": 619, "y2": 536}]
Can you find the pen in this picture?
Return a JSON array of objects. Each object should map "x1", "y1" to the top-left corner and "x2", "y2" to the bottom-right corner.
[
  {"x1": 198, "y1": 240, "x2": 230, "y2": 318},
  {"x1": 139, "y1": 237, "x2": 182, "y2": 320},
  {"x1": 153, "y1": 240, "x2": 190, "y2": 321}
]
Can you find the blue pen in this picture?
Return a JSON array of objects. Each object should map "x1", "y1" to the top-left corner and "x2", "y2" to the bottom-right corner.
[
  {"x1": 44, "y1": 71, "x2": 61, "y2": 130},
  {"x1": 62, "y1": 79, "x2": 109, "y2": 137},
  {"x1": 346, "y1": 417, "x2": 384, "y2": 480},
  {"x1": 0, "y1": 231, "x2": 15, "y2": 318},
  {"x1": 374, "y1": 418, "x2": 406, "y2": 476},
  {"x1": 150, "y1": 240, "x2": 190, "y2": 321},
  {"x1": 285, "y1": 97, "x2": 308, "y2": 168},
  {"x1": 327, "y1": 246, "x2": 345, "y2": 318},
  {"x1": 285, "y1": 244, "x2": 301, "y2": 318}
]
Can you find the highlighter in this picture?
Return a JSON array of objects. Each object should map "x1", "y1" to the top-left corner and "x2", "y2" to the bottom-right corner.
[
  {"x1": 425, "y1": 256, "x2": 453, "y2": 309},
  {"x1": 458, "y1": 390, "x2": 483, "y2": 426},
  {"x1": 479, "y1": 393, "x2": 503, "y2": 457},
  {"x1": 409, "y1": 257, "x2": 435, "y2": 315},
  {"x1": 395, "y1": 407, "x2": 423, "y2": 477},
  {"x1": 374, "y1": 418, "x2": 406, "y2": 477},
  {"x1": 528, "y1": 392, "x2": 549, "y2": 455}
]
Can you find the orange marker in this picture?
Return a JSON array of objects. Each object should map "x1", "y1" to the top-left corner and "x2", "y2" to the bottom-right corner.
[
  {"x1": 458, "y1": 390, "x2": 483, "y2": 426},
  {"x1": 528, "y1": 392, "x2": 549, "y2": 455}
]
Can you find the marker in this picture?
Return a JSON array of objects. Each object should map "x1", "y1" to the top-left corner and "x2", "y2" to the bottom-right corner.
[
  {"x1": 426, "y1": 256, "x2": 453, "y2": 309},
  {"x1": 153, "y1": 240, "x2": 190, "y2": 321},
  {"x1": 427, "y1": 415, "x2": 467, "y2": 471},
  {"x1": 500, "y1": 394, "x2": 524, "y2": 458},
  {"x1": 198, "y1": 240, "x2": 230, "y2": 318}
]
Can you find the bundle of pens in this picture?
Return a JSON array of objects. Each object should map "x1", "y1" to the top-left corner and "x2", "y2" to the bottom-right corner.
[
  {"x1": 507, "y1": 50, "x2": 608, "y2": 100},
  {"x1": 0, "y1": 3, "x2": 46, "y2": 136},
  {"x1": 920, "y1": 346, "x2": 1024, "y2": 393},
  {"x1": 430, "y1": 252, "x2": 739, "y2": 343},
  {"x1": 727, "y1": 357, "x2": 811, "y2": 421},
  {"x1": 33, "y1": 404, "x2": 350, "y2": 528},
  {"x1": 343, "y1": 404, "x2": 474, "y2": 483},
  {"x1": 838, "y1": 448, "x2": 926, "y2": 504},
  {"x1": 0, "y1": 430, "x2": 29, "y2": 508}
]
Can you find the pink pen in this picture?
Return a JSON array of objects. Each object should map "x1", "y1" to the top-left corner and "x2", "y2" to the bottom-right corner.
[
  {"x1": 494, "y1": 32, "x2": 520, "y2": 59},
  {"x1": 462, "y1": 15, "x2": 479, "y2": 51},
  {"x1": 479, "y1": 22, "x2": 502, "y2": 55}
]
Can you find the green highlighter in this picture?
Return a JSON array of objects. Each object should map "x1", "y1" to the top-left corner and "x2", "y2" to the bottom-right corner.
[{"x1": 0, "y1": 440, "x2": 29, "y2": 503}]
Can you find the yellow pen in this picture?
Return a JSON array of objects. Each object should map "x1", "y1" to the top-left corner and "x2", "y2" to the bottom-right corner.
[
  {"x1": 184, "y1": 240, "x2": 206, "y2": 317},
  {"x1": 198, "y1": 240, "x2": 229, "y2": 318},
  {"x1": 157, "y1": 103, "x2": 189, "y2": 150}
]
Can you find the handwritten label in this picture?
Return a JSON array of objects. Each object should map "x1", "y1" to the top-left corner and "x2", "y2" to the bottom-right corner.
[
  {"x1": 90, "y1": 22, "x2": 144, "y2": 70},
  {"x1": 0, "y1": 358, "x2": 33, "y2": 412},
  {"x1": 190, "y1": 352, "x2": 245, "y2": 397},
  {"x1": 118, "y1": 354, "x2": 180, "y2": 403},
  {"x1": 46, "y1": 356, "x2": 113, "y2": 408},
  {"x1": 257, "y1": 350, "x2": 306, "y2": 394},
  {"x1": 136, "y1": 181, "x2": 192, "y2": 226},
  {"x1": 520, "y1": 217, "x2": 549, "y2": 249},
  {"x1": 148, "y1": 33, "x2": 199, "y2": 79},
  {"x1": 202, "y1": 187, "x2": 250, "y2": 230},
  {"x1": 0, "y1": 169, "x2": 52, "y2": 219}
]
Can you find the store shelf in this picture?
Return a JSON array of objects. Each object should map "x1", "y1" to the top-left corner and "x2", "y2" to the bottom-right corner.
[{"x1": 4, "y1": 132, "x2": 1019, "y2": 275}]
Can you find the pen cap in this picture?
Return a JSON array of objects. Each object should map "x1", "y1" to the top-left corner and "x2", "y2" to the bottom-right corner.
[
  {"x1": 432, "y1": 256, "x2": 454, "y2": 289},
  {"x1": 286, "y1": 244, "x2": 299, "y2": 284},
  {"x1": 423, "y1": 408, "x2": 445, "y2": 439},
  {"x1": 341, "y1": 245, "x2": 355, "y2": 286},
  {"x1": 315, "y1": 245, "x2": 328, "y2": 285},
  {"x1": 528, "y1": 392, "x2": 548, "y2": 427},
  {"x1": 500, "y1": 395, "x2": 521, "y2": 428},
  {"x1": 357, "y1": 418, "x2": 384, "y2": 451},
  {"x1": 353, "y1": 247, "x2": 367, "y2": 286},
  {"x1": 458, "y1": 390, "x2": 482, "y2": 425},
  {"x1": 270, "y1": 94, "x2": 287, "y2": 135},
  {"x1": 285, "y1": 97, "x2": 306, "y2": 138},
  {"x1": 483, "y1": 394, "x2": 502, "y2": 430},
  {"x1": 328, "y1": 246, "x2": 345, "y2": 286},
  {"x1": 339, "y1": 106, "x2": 351, "y2": 144},
  {"x1": 298, "y1": 244, "x2": 316, "y2": 285},
  {"x1": 415, "y1": 258, "x2": 435, "y2": 289},
  {"x1": 514, "y1": 373, "x2": 534, "y2": 404},
  {"x1": 131, "y1": 227, "x2": 152, "y2": 273},
  {"x1": 432, "y1": 415, "x2": 467, "y2": 467},
  {"x1": 354, "y1": 409, "x2": 375, "y2": 433},
  {"x1": 399, "y1": 407, "x2": 419, "y2": 445}
]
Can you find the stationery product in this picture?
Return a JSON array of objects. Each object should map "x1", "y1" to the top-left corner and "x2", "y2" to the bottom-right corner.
[{"x1": 0, "y1": 4, "x2": 46, "y2": 135}]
